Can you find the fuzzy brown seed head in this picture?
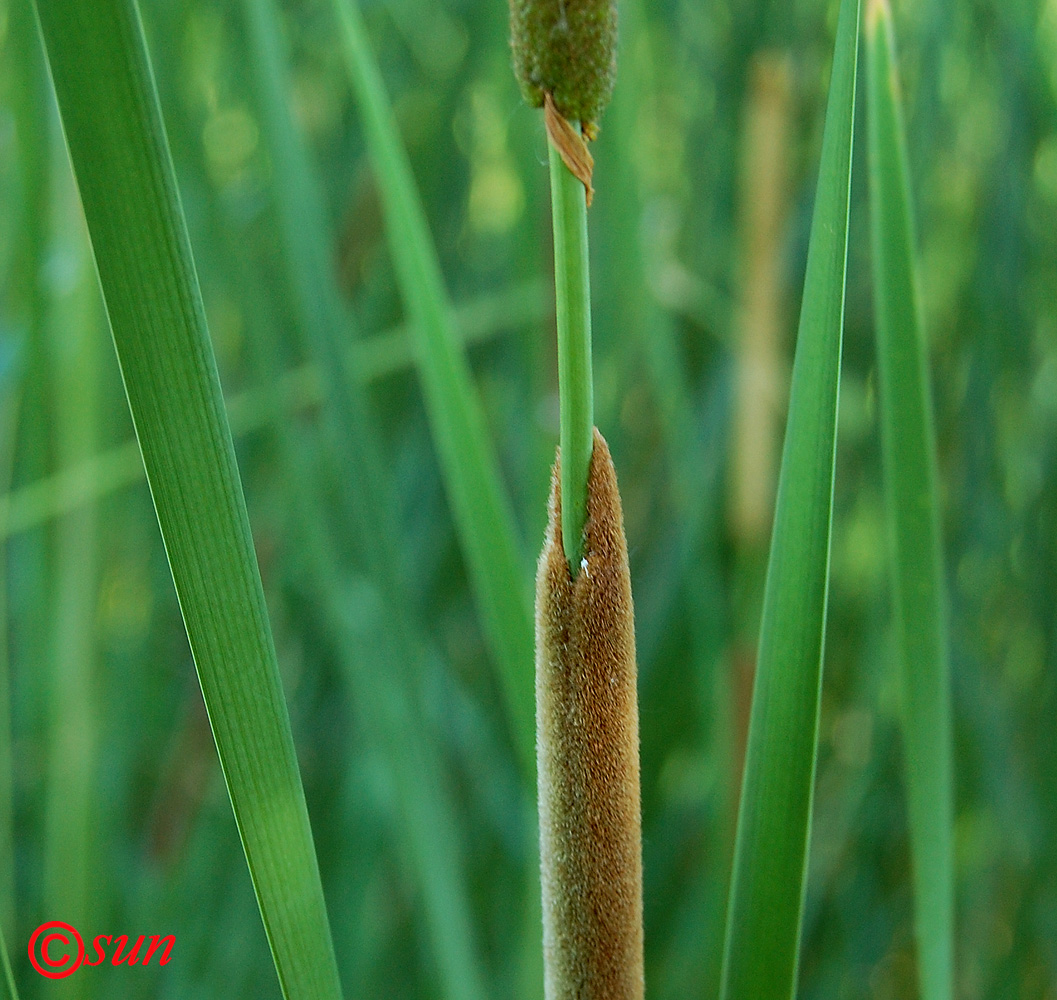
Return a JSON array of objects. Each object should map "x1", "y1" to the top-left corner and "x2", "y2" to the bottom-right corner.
[
  {"x1": 509, "y1": 0, "x2": 617, "y2": 130},
  {"x1": 535, "y1": 428, "x2": 643, "y2": 1000}
]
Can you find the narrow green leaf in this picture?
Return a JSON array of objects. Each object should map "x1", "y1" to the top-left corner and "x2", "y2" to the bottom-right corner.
[
  {"x1": 866, "y1": 4, "x2": 954, "y2": 999},
  {"x1": 240, "y1": 0, "x2": 402, "y2": 602},
  {"x1": 719, "y1": 0, "x2": 860, "y2": 997},
  {"x1": 31, "y1": 2, "x2": 343, "y2": 997},
  {"x1": 331, "y1": 0, "x2": 536, "y2": 779}
]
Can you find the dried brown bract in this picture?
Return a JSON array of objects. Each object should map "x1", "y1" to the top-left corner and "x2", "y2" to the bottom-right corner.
[{"x1": 544, "y1": 93, "x2": 596, "y2": 205}]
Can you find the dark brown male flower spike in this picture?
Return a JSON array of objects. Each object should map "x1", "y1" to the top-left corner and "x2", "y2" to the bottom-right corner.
[{"x1": 535, "y1": 429, "x2": 644, "y2": 1000}]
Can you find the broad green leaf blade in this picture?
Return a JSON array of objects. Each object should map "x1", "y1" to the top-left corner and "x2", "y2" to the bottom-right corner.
[
  {"x1": 31, "y1": 2, "x2": 343, "y2": 998},
  {"x1": 0, "y1": 385, "x2": 15, "y2": 952},
  {"x1": 719, "y1": 0, "x2": 860, "y2": 997},
  {"x1": 331, "y1": 0, "x2": 536, "y2": 780},
  {"x1": 866, "y1": 4, "x2": 954, "y2": 999}
]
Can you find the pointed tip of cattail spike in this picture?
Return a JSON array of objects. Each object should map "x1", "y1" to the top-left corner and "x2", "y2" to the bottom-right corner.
[{"x1": 536, "y1": 427, "x2": 644, "y2": 1000}]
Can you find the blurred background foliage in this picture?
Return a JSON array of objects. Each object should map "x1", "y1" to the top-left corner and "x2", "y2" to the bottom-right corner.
[{"x1": 0, "y1": 0, "x2": 1055, "y2": 997}]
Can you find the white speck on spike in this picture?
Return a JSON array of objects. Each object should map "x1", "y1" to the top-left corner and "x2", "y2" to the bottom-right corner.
[{"x1": 581, "y1": 557, "x2": 589, "y2": 578}]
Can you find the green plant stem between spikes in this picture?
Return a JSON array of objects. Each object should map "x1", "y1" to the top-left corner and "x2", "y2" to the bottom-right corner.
[
  {"x1": 719, "y1": 0, "x2": 860, "y2": 997},
  {"x1": 31, "y1": 2, "x2": 343, "y2": 998},
  {"x1": 866, "y1": 4, "x2": 954, "y2": 999},
  {"x1": 332, "y1": 0, "x2": 535, "y2": 780},
  {"x1": 548, "y1": 139, "x2": 595, "y2": 572}
]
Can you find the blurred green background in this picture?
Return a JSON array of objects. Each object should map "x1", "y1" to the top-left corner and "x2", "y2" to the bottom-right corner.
[{"x1": 1, "y1": 0, "x2": 1056, "y2": 996}]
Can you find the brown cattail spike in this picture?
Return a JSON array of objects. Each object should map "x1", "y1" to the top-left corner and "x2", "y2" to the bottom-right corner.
[{"x1": 535, "y1": 428, "x2": 644, "y2": 1000}]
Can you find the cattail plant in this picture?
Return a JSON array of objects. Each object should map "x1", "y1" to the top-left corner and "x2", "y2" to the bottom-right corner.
[
  {"x1": 535, "y1": 431, "x2": 642, "y2": 999},
  {"x1": 511, "y1": 1, "x2": 644, "y2": 997}
]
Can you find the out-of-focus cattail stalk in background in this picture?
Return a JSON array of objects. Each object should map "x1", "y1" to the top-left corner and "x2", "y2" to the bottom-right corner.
[
  {"x1": 728, "y1": 51, "x2": 794, "y2": 827},
  {"x1": 730, "y1": 52, "x2": 793, "y2": 551}
]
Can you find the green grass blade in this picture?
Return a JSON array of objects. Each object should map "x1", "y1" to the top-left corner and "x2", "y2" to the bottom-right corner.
[
  {"x1": 240, "y1": 0, "x2": 403, "y2": 592},
  {"x1": 719, "y1": 0, "x2": 860, "y2": 996},
  {"x1": 866, "y1": 4, "x2": 954, "y2": 999},
  {"x1": 331, "y1": 0, "x2": 535, "y2": 778},
  {"x1": 31, "y1": 2, "x2": 343, "y2": 997},
  {"x1": 0, "y1": 442, "x2": 142, "y2": 542}
]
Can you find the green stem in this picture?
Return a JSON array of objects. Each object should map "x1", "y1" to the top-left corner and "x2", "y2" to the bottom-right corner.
[{"x1": 548, "y1": 139, "x2": 594, "y2": 571}]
